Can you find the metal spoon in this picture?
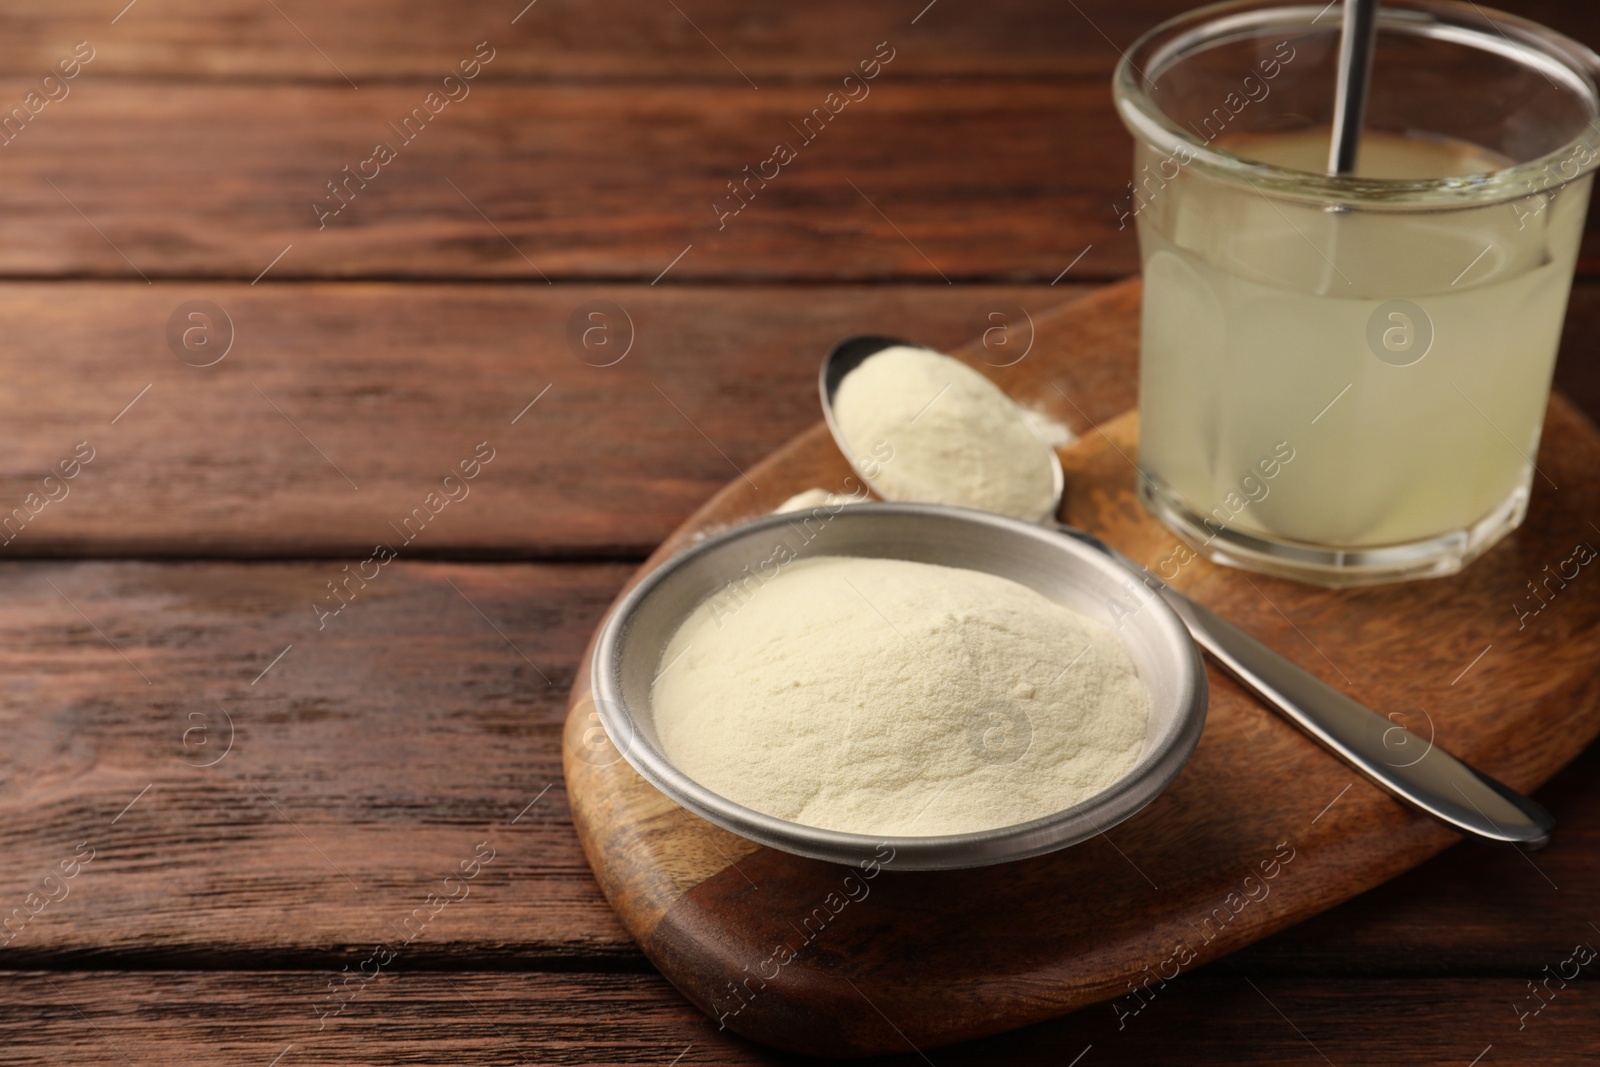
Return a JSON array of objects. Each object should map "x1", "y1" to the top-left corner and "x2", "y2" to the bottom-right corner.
[
  {"x1": 1328, "y1": 0, "x2": 1380, "y2": 176},
  {"x1": 820, "y1": 335, "x2": 1553, "y2": 847},
  {"x1": 820, "y1": 336, "x2": 1066, "y2": 523}
]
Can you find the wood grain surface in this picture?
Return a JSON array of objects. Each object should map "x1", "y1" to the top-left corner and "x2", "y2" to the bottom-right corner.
[
  {"x1": 0, "y1": 283, "x2": 1069, "y2": 558},
  {"x1": 0, "y1": 280, "x2": 1597, "y2": 560},
  {"x1": 0, "y1": 560, "x2": 624, "y2": 962},
  {"x1": 0, "y1": 79, "x2": 1597, "y2": 283},
  {"x1": 0, "y1": 0, "x2": 1201, "y2": 81},
  {"x1": 6, "y1": 0, "x2": 1600, "y2": 1062},
  {"x1": 0, "y1": 79, "x2": 1140, "y2": 281},
  {"x1": 563, "y1": 282, "x2": 1600, "y2": 1055},
  {"x1": 6, "y1": 0, "x2": 1599, "y2": 84},
  {"x1": 0, "y1": 548, "x2": 1596, "y2": 975},
  {"x1": 0, "y1": 971, "x2": 1594, "y2": 1067}
]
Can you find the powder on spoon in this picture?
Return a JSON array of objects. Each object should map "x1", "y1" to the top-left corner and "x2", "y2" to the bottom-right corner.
[
  {"x1": 833, "y1": 345, "x2": 1059, "y2": 522},
  {"x1": 651, "y1": 555, "x2": 1148, "y2": 836}
]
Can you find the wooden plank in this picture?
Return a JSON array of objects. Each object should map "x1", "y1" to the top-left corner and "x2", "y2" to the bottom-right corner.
[
  {"x1": 3, "y1": 10, "x2": 1600, "y2": 287},
  {"x1": 11, "y1": 0, "x2": 1600, "y2": 87},
  {"x1": 0, "y1": 282, "x2": 1070, "y2": 558},
  {"x1": 0, "y1": 555, "x2": 1594, "y2": 972},
  {"x1": 2, "y1": 75, "x2": 1599, "y2": 283},
  {"x1": 19, "y1": 73, "x2": 1600, "y2": 286},
  {"x1": 0, "y1": 560, "x2": 631, "y2": 963},
  {"x1": 0, "y1": 0, "x2": 1202, "y2": 82},
  {"x1": 2, "y1": 279, "x2": 1598, "y2": 559},
  {"x1": 0, "y1": 78, "x2": 1139, "y2": 281},
  {"x1": 0, "y1": 972, "x2": 1592, "y2": 1065}
]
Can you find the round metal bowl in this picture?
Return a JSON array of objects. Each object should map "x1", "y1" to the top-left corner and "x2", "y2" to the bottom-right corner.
[{"x1": 591, "y1": 503, "x2": 1207, "y2": 870}]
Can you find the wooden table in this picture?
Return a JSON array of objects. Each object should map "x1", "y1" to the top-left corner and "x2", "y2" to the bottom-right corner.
[{"x1": 2, "y1": 2, "x2": 1597, "y2": 1063}]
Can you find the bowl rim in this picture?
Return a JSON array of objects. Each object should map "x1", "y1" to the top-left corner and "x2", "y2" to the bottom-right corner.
[{"x1": 590, "y1": 503, "x2": 1209, "y2": 871}]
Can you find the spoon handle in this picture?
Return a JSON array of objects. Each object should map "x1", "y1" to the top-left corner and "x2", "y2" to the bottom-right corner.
[
  {"x1": 1328, "y1": 0, "x2": 1381, "y2": 175},
  {"x1": 1160, "y1": 586, "x2": 1552, "y2": 847},
  {"x1": 1055, "y1": 526, "x2": 1554, "y2": 847}
]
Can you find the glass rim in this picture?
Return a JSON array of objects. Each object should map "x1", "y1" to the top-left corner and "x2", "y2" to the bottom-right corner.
[{"x1": 1112, "y1": 0, "x2": 1600, "y2": 209}]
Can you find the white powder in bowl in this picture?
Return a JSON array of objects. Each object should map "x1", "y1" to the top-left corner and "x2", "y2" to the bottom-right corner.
[
  {"x1": 833, "y1": 346, "x2": 1059, "y2": 522},
  {"x1": 651, "y1": 556, "x2": 1148, "y2": 836}
]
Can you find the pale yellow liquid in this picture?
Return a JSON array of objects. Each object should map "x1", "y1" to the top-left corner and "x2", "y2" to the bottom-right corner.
[{"x1": 1136, "y1": 129, "x2": 1587, "y2": 549}]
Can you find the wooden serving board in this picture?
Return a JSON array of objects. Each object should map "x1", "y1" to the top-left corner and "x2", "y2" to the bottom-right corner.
[{"x1": 561, "y1": 280, "x2": 1600, "y2": 1056}]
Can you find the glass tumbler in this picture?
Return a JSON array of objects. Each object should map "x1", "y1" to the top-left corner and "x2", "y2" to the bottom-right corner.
[{"x1": 1113, "y1": 0, "x2": 1600, "y2": 586}]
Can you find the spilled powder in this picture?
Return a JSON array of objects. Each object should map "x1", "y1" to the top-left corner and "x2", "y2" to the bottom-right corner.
[{"x1": 773, "y1": 487, "x2": 859, "y2": 515}]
